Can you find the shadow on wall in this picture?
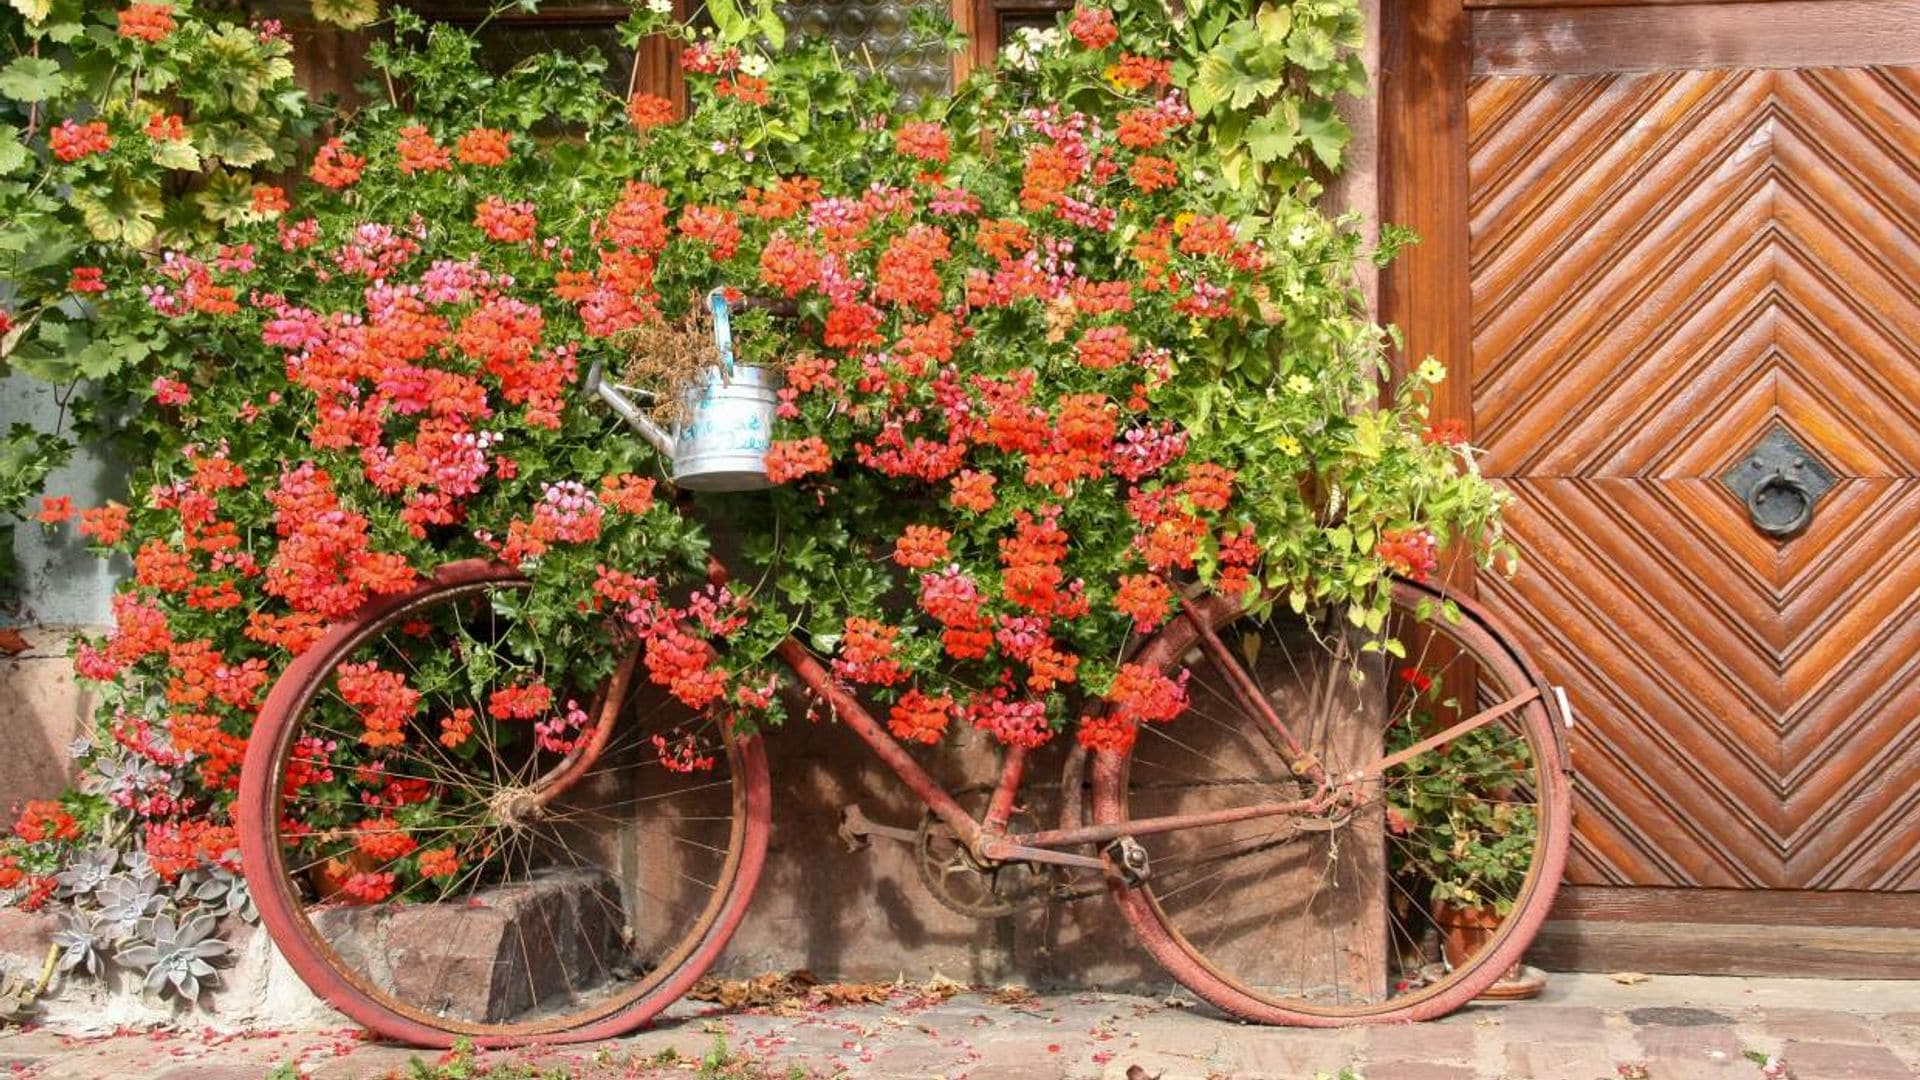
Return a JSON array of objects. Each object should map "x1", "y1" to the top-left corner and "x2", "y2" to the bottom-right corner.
[{"x1": 716, "y1": 718, "x2": 1166, "y2": 990}]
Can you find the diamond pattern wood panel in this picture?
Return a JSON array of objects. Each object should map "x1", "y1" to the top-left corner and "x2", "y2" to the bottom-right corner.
[{"x1": 1466, "y1": 66, "x2": 1920, "y2": 890}]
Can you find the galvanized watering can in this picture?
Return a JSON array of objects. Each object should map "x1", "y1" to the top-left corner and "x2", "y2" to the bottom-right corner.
[{"x1": 588, "y1": 290, "x2": 782, "y2": 492}]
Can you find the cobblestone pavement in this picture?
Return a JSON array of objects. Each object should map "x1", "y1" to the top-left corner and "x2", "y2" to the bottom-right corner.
[{"x1": 1, "y1": 974, "x2": 1916, "y2": 1080}]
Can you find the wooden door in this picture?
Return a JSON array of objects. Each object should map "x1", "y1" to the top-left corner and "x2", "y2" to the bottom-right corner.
[{"x1": 1384, "y1": 0, "x2": 1920, "y2": 967}]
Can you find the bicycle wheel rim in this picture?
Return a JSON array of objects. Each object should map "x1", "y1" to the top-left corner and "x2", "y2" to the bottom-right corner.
[
  {"x1": 1093, "y1": 578, "x2": 1571, "y2": 1023},
  {"x1": 239, "y1": 562, "x2": 764, "y2": 1044}
]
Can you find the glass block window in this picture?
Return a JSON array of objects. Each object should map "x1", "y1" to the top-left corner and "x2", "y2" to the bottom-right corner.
[
  {"x1": 421, "y1": 1, "x2": 966, "y2": 109},
  {"x1": 776, "y1": 0, "x2": 953, "y2": 108}
]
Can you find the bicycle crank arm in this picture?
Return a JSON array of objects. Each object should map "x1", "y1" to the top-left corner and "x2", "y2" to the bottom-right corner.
[{"x1": 837, "y1": 803, "x2": 921, "y2": 851}]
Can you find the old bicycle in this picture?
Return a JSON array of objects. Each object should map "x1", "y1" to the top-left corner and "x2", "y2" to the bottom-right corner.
[{"x1": 236, "y1": 296, "x2": 1573, "y2": 1047}]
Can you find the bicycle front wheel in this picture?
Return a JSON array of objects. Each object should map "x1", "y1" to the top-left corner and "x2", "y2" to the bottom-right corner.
[
  {"x1": 238, "y1": 561, "x2": 770, "y2": 1046},
  {"x1": 1092, "y1": 577, "x2": 1570, "y2": 1024}
]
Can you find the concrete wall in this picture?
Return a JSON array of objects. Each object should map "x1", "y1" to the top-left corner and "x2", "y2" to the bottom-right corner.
[{"x1": 0, "y1": 374, "x2": 117, "y2": 814}]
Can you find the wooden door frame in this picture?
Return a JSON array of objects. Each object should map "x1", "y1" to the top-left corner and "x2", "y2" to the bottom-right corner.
[{"x1": 1376, "y1": 0, "x2": 1920, "y2": 976}]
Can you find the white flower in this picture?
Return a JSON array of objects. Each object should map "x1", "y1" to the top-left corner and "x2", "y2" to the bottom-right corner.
[
  {"x1": 1002, "y1": 27, "x2": 1064, "y2": 72},
  {"x1": 739, "y1": 53, "x2": 770, "y2": 77},
  {"x1": 647, "y1": 0, "x2": 672, "y2": 13}
]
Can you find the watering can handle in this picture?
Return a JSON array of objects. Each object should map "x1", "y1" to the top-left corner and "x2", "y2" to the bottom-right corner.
[{"x1": 708, "y1": 288, "x2": 737, "y2": 377}]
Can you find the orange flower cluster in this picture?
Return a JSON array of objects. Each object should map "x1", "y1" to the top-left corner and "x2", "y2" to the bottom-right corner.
[
  {"x1": 893, "y1": 525, "x2": 953, "y2": 569},
  {"x1": 1068, "y1": 3, "x2": 1119, "y2": 49},
  {"x1": 417, "y1": 847, "x2": 460, "y2": 879},
  {"x1": 334, "y1": 661, "x2": 421, "y2": 748},
  {"x1": 455, "y1": 127, "x2": 511, "y2": 167},
  {"x1": 1377, "y1": 528, "x2": 1439, "y2": 582},
  {"x1": 893, "y1": 122, "x2": 951, "y2": 164},
  {"x1": 998, "y1": 509, "x2": 1072, "y2": 614},
  {"x1": 145, "y1": 113, "x2": 187, "y2": 141},
  {"x1": 765, "y1": 436, "x2": 832, "y2": 483},
  {"x1": 627, "y1": 93, "x2": 676, "y2": 131},
  {"x1": 488, "y1": 681, "x2": 554, "y2": 720},
  {"x1": 309, "y1": 138, "x2": 366, "y2": 188},
  {"x1": 354, "y1": 815, "x2": 419, "y2": 863},
  {"x1": 49, "y1": 120, "x2": 111, "y2": 162},
  {"x1": 116, "y1": 2, "x2": 176, "y2": 42},
  {"x1": 474, "y1": 196, "x2": 537, "y2": 244},
  {"x1": 396, "y1": 125, "x2": 451, "y2": 174},
  {"x1": 12, "y1": 801, "x2": 80, "y2": 844},
  {"x1": 873, "y1": 225, "x2": 950, "y2": 312},
  {"x1": 834, "y1": 617, "x2": 908, "y2": 686},
  {"x1": 1114, "y1": 573, "x2": 1173, "y2": 631},
  {"x1": 437, "y1": 708, "x2": 475, "y2": 749},
  {"x1": 887, "y1": 689, "x2": 953, "y2": 745}
]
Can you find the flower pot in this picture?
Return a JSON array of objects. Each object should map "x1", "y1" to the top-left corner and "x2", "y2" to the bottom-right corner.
[
  {"x1": 309, "y1": 851, "x2": 375, "y2": 902},
  {"x1": 1431, "y1": 899, "x2": 1547, "y2": 1000}
]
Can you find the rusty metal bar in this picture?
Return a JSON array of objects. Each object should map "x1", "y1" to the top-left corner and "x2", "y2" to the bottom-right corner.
[
  {"x1": 1179, "y1": 597, "x2": 1327, "y2": 786},
  {"x1": 772, "y1": 637, "x2": 982, "y2": 844},
  {"x1": 989, "y1": 795, "x2": 1321, "y2": 856},
  {"x1": 1358, "y1": 686, "x2": 1541, "y2": 780}
]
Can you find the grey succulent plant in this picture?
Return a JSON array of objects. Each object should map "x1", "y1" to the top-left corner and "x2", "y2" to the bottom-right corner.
[
  {"x1": 51, "y1": 911, "x2": 112, "y2": 976},
  {"x1": 180, "y1": 865, "x2": 257, "y2": 924},
  {"x1": 95, "y1": 871, "x2": 164, "y2": 941},
  {"x1": 115, "y1": 913, "x2": 228, "y2": 1000},
  {"x1": 55, "y1": 846, "x2": 119, "y2": 900}
]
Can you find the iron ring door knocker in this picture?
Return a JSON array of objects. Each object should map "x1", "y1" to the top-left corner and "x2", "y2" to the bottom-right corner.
[{"x1": 1746, "y1": 465, "x2": 1815, "y2": 538}]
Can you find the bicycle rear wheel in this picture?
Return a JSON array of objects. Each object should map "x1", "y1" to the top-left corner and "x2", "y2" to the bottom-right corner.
[
  {"x1": 1092, "y1": 577, "x2": 1570, "y2": 1024},
  {"x1": 238, "y1": 560, "x2": 770, "y2": 1046}
]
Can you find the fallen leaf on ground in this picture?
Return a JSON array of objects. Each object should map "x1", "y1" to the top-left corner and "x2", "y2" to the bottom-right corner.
[
  {"x1": 0, "y1": 628, "x2": 27, "y2": 655},
  {"x1": 985, "y1": 984, "x2": 1037, "y2": 1006},
  {"x1": 1609, "y1": 972, "x2": 1652, "y2": 986}
]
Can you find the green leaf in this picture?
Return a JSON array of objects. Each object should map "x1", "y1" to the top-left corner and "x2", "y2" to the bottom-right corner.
[
  {"x1": 191, "y1": 169, "x2": 256, "y2": 225},
  {"x1": 0, "y1": 57, "x2": 67, "y2": 103},
  {"x1": 1245, "y1": 109, "x2": 1300, "y2": 163},
  {"x1": 0, "y1": 425, "x2": 71, "y2": 516},
  {"x1": 199, "y1": 125, "x2": 274, "y2": 168},
  {"x1": 0, "y1": 128, "x2": 28, "y2": 176},
  {"x1": 1188, "y1": 53, "x2": 1235, "y2": 117},
  {"x1": 150, "y1": 138, "x2": 201, "y2": 172},
  {"x1": 1299, "y1": 100, "x2": 1351, "y2": 170},
  {"x1": 73, "y1": 180, "x2": 162, "y2": 246},
  {"x1": 1254, "y1": 3, "x2": 1292, "y2": 43},
  {"x1": 310, "y1": 0, "x2": 379, "y2": 31}
]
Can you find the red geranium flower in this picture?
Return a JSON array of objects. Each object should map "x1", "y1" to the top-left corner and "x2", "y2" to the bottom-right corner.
[
  {"x1": 116, "y1": 2, "x2": 176, "y2": 42},
  {"x1": 396, "y1": 125, "x2": 451, "y2": 174},
  {"x1": 888, "y1": 689, "x2": 953, "y2": 745},
  {"x1": 474, "y1": 196, "x2": 537, "y2": 244},
  {"x1": 455, "y1": 127, "x2": 511, "y2": 166},
  {"x1": 893, "y1": 121, "x2": 951, "y2": 164},
  {"x1": 1068, "y1": 4, "x2": 1119, "y2": 49},
  {"x1": 309, "y1": 138, "x2": 366, "y2": 189},
  {"x1": 626, "y1": 93, "x2": 676, "y2": 131},
  {"x1": 50, "y1": 120, "x2": 112, "y2": 163}
]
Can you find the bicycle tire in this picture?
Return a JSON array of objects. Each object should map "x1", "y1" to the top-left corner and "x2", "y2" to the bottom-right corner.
[
  {"x1": 1092, "y1": 576, "x2": 1571, "y2": 1024},
  {"x1": 237, "y1": 560, "x2": 772, "y2": 1046}
]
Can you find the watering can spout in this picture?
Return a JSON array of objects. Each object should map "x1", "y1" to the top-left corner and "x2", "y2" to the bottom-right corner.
[{"x1": 585, "y1": 361, "x2": 677, "y2": 458}]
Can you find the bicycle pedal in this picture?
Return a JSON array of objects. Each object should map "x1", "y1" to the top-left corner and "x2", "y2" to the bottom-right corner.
[{"x1": 1104, "y1": 837, "x2": 1150, "y2": 887}]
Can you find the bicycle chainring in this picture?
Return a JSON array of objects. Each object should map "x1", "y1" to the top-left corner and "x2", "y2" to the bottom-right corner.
[{"x1": 914, "y1": 799, "x2": 1047, "y2": 920}]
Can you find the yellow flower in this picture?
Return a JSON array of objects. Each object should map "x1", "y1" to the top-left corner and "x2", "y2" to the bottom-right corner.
[
  {"x1": 1285, "y1": 374, "x2": 1313, "y2": 395},
  {"x1": 1276, "y1": 435, "x2": 1302, "y2": 455}
]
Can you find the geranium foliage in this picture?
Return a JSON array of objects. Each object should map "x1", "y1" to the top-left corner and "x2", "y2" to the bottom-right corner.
[{"x1": 0, "y1": 0, "x2": 1508, "y2": 947}]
